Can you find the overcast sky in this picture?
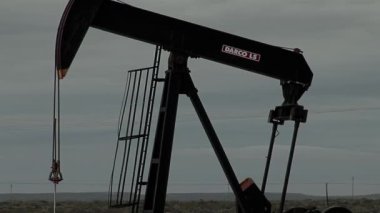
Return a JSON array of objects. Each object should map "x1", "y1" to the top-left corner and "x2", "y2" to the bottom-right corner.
[{"x1": 0, "y1": 0, "x2": 380, "y2": 196}]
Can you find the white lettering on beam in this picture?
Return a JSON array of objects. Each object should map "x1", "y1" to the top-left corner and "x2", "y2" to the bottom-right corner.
[{"x1": 221, "y1": 45, "x2": 261, "y2": 62}]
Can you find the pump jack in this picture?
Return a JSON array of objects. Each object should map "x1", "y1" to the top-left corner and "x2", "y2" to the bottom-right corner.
[{"x1": 54, "y1": 0, "x2": 322, "y2": 213}]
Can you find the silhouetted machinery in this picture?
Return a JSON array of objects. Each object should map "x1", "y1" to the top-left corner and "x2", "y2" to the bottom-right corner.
[{"x1": 55, "y1": 0, "x2": 351, "y2": 213}]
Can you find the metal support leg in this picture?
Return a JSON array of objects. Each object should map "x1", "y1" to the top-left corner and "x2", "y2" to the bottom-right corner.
[
  {"x1": 144, "y1": 52, "x2": 254, "y2": 213},
  {"x1": 186, "y1": 79, "x2": 251, "y2": 213},
  {"x1": 278, "y1": 121, "x2": 301, "y2": 213},
  {"x1": 143, "y1": 70, "x2": 180, "y2": 213},
  {"x1": 143, "y1": 72, "x2": 168, "y2": 211}
]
